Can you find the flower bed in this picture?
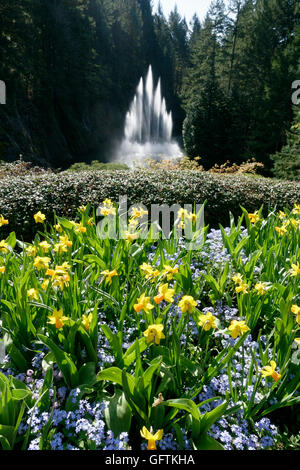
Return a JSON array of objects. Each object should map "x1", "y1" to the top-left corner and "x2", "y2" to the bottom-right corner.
[{"x1": 0, "y1": 202, "x2": 299, "y2": 450}]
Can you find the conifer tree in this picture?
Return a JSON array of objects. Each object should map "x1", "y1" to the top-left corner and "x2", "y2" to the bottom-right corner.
[{"x1": 271, "y1": 107, "x2": 300, "y2": 180}]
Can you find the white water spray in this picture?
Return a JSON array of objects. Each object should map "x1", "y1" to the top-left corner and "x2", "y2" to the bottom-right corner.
[{"x1": 115, "y1": 66, "x2": 182, "y2": 167}]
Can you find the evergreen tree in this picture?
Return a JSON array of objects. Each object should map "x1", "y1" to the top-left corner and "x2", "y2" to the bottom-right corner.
[
  {"x1": 168, "y1": 6, "x2": 189, "y2": 93},
  {"x1": 182, "y1": 1, "x2": 231, "y2": 167},
  {"x1": 271, "y1": 107, "x2": 300, "y2": 180}
]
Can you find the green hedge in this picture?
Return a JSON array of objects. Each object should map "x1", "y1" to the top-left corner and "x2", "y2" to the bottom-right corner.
[{"x1": 0, "y1": 170, "x2": 299, "y2": 240}]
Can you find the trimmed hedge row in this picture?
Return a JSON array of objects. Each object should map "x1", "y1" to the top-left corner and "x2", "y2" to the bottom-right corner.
[{"x1": 0, "y1": 170, "x2": 299, "y2": 240}]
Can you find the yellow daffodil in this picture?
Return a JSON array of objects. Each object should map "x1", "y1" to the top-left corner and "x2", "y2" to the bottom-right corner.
[
  {"x1": 59, "y1": 235, "x2": 72, "y2": 247},
  {"x1": 53, "y1": 273, "x2": 70, "y2": 291},
  {"x1": 248, "y1": 211, "x2": 260, "y2": 224},
  {"x1": 78, "y1": 205, "x2": 87, "y2": 213},
  {"x1": 289, "y1": 263, "x2": 300, "y2": 277},
  {"x1": 41, "y1": 279, "x2": 50, "y2": 291},
  {"x1": 232, "y1": 273, "x2": 243, "y2": 284},
  {"x1": 46, "y1": 265, "x2": 71, "y2": 291},
  {"x1": 261, "y1": 360, "x2": 281, "y2": 382},
  {"x1": 39, "y1": 241, "x2": 51, "y2": 253},
  {"x1": 59, "y1": 262, "x2": 71, "y2": 271},
  {"x1": 198, "y1": 312, "x2": 217, "y2": 331},
  {"x1": 235, "y1": 282, "x2": 249, "y2": 294},
  {"x1": 82, "y1": 313, "x2": 93, "y2": 331},
  {"x1": 0, "y1": 215, "x2": 8, "y2": 227},
  {"x1": 294, "y1": 338, "x2": 300, "y2": 348},
  {"x1": 228, "y1": 320, "x2": 250, "y2": 339},
  {"x1": 46, "y1": 268, "x2": 55, "y2": 277},
  {"x1": 101, "y1": 269, "x2": 118, "y2": 285},
  {"x1": 291, "y1": 305, "x2": 300, "y2": 325},
  {"x1": 34, "y1": 211, "x2": 46, "y2": 224},
  {"x1": 186, "y1": 212, "x2": 197, "y2": 223},
  {"x1": 27, "y1": 288, "x2": 39, "y2": 301},
  {"x1": 161, "y1": 265, "x2": 178, "y2": 281},
  {"x1": 130, "y1": 207, "x2": 148, "y2": 219},
  {"x1": 129, "y1": 217, "x2": 139, "y2": 229},
  {"x1": 134, "y1": 294, "x2": 154, "y2": 314},
  {"x1": 54, "y1": 235, "x2": 72, "y2": 254},
  {"x1": 233, "y1": 274, "x2": 249, "y2": 293},
  {"x1": 54, "y1": 235, "x2": 73, "y2": 254},
  {"x1": 179, "y1": 295, "x2": 197, "y2": 314},
  {"x1": 26, "y1": 245, "x2": 37, "y2": 257},
  {"x1": 0, "y1": 240, "x2": 9, "y2": 253},
  {"x1": 140, "y1": 427, "x2": 163, "y2": 450},
  {"x1": 54, "y1": 242, "x2": 68, "y2": 254},
  {"x1": 177, "y1": 208, "x2": 188, "y2": 220},
  {"x1": 33, "y1": 256, "x2": 50, "y2": 271},
  {"x1": 254, "y1": 282, "x2": 267, "y2": 295},
  {"x1": 103, "y1": 198, "x2": 113, "y2": 206},
  {"x1": 87, "y1": 218, "x2": 94, "y2": 226},
  {"x1": 100, "y1": 206, "x2": 116, "y2": 216},
  {"x1": 140, "y1": 263, "x2": 153, "y2": 274},
  {"x1": 140, "y1": 263, "x2": 160, "y2": 282},
  {"x1": 144, "y1": 324, "x2": 165, "y2": 345},
  {"x1": 275, "y1": 226, "x2": 287, "y2": 236},
  {"x1": 47, "y1": 308, "x2": 69, "y2": 329},
  {"x1": 0, "y1": 266, "x2": 6, "y2": 274},
  {"x1": 292, "y1": 204, "x2": 300, "y2": 215},
  {"x1": 125, "y1": 231, "x2": 138, "y2": 241},
  {"x1": 73, "y1": 222, "x2": 87, "y2": 233},
  {"x1": 154, "y1": 283, "x2": 175, "y2": 304},
  {"x1": 278, "y1": 211, "x2": 287, "y2": 220},
  {"x1": 54, "y1": 223, "x2": 62, "y2": 233},
  {"x1": 289, "y1": 219, "x2": 300, "y2": 229}
]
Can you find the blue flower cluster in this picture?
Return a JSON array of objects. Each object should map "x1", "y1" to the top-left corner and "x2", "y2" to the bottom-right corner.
[
  {"x1": 194, "y1": 332, "x2": 279, "y2": 450},
  {"x1": 21, "y1": 393, "x2": 131, "y2": 450},
  {"x1": 200, "y1": 228, "x2": 231, "y2": 267}
]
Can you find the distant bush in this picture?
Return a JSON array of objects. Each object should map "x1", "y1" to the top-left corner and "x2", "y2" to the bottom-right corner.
[
  {"x1": 208, "y1": 159, "x2": 265, "y2": 175},
  {"x1": 67, "y1": 161, "x2": 129, "y2": 172},
  {"x1": 0, "y1": 158, "x2": 53, "y2": 178},
  {"x1": 0, "y1": 170, "x2": 298, "y2": 240},
  {"x1": 145, "y1": 156, "x2": 203, "y2": 170},
  {"x1": 144, "y1": 156, "x2": 265, "y2": 175}
]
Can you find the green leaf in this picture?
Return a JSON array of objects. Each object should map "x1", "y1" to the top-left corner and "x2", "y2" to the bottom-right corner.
[
  {"x1": 100, "y1": 324, "x2": 123, "y2": 367},
  {"x1": 3, "y1": 336, "x2": 28, "y2": 372},
  {"x1": 0, "y1": 434, "x2": 11, "y2": 450},
  {"x1": 6, "y1": 232, "x2": 16, "y2": 251},
  {"x1": 37, "y1": 334, "x2": 79, "y2": 388},
  {"x1": 103, "y1": 390, "x2": 132, "y2": 437},
  {"x1": 78, "y1": 326, "x2": 98, "y2": 363},
  {"x1": 37, "y1": 368, "x2": 52, "y2": 412},
  {"x1": 164, "y1": 398, "x2": 200, "y2": 421},
  {"x1": 142, "y1": 356, "x2": 162, "y2": 394},
  {"x1": 121, "y1": 369, "x2": 148, "y2": 422},
  {"x1": 200, "y1": 399, "x2": 228, "y2": 434},
  {"x1": 78, "y1": 362, "x2": 97, "y2": 387},
  {"x1": 123, "y1": 337, "x2": 148, "y2": 367},
  {"x1": 194, "y1": 433, "x2": 225, "y2": 450},
  {"x1": 97, "y1": 367, "x2": 135, "y2": 395},
  {"x1": 42, "y1": 352, "x2": 55, "y2": 371},
  {"x1": 10, "y1": 389, "x2": 30, "y2": 401},
  {"x1": 0, "y1": 425, "x2": 14, "y2": 447}
]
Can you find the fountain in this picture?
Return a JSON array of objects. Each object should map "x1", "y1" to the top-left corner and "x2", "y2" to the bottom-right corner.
[{"x1": 115, "y1": 66, "x2": 182, "y2": 167}]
